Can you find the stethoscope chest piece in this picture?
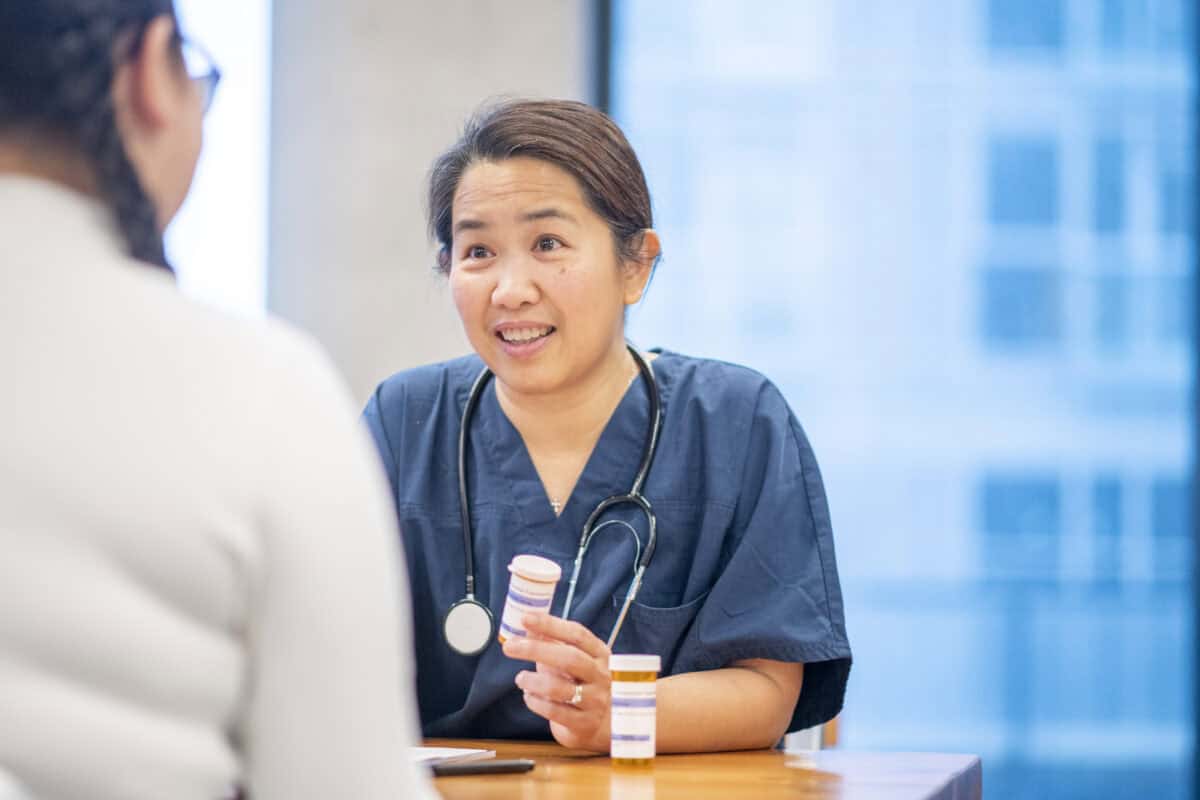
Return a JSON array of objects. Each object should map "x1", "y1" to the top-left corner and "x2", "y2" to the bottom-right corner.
[{"x1": 443, "y1": 597, "x2": 494, "y2": 657}]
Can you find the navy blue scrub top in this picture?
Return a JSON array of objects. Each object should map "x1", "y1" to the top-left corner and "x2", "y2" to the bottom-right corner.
[{"x1": 363, "y1": 350, "x2": 851, "y2": 740}]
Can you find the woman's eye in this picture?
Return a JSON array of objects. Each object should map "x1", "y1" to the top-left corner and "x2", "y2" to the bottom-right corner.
[
  {"x1": 466, "y1": 245, "x2": 491, "y2": 259},
  {"x1": 536, "y1": 236, "x2": 563, "y2": 252}
]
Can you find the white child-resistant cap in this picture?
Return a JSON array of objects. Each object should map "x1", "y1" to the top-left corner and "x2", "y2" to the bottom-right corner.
[
  {"x1": 609, "y1": 654, "x2": 661, "y2": 673},
  {"x1": 508, "y1": 554, "x2": 562, "y2": 583}
]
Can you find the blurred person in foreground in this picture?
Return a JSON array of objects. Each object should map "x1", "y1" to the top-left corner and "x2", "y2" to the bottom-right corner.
[{"x1": 0, "y1": 3, "x2": 434, "y2": 798}]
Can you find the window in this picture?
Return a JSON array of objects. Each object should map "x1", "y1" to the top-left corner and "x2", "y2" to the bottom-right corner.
[
  {"x1": 1103, "y1": 0, "x2": 1195, "y2": 56},
  {"x1": 982, "y1": 474, "x2": 1061, "y2": 537},
  {"x1": 1100, "y1": 0, "x2": 1126, "y2": 51},
  {"x1": 1093, "y1": 138, "x2": 1125, "y2": 233},
  {"x1": 982, "y1": 266, "x2": 1062, "y2": 347},
  {"x1": 988, "y1": 136, "x2": 1059, "y2": 226},
  {"x1": 979, "y1": 473, "x2": 1061, "y2": 580},
  {"x1": 1153, "y1": 477, "x2": 1188, "y2": 538},
  {"x1": 1092, "y1": 476, "x2": 1123, "y2": 580},
  {"x1": 164, "y1": 0, "x2": 270, "y2": 316},
  {"x1": 1159, "y1": 168, "x2": 1191, "y2": 235},
  {"x1": 1153, "y1": 476, "x2": 1190, "y2": 583},
  {"x1": 1094, "y1": 273, "x2": 1130, "y2": 349},
  {"x1": 1093, "y1": 477, "x2": 1123, "y2": 537},
  {"x1": 1158, "y1": 273, "x2": 1193, "y2": 344},
  {"x1": 988, "y1": 0, "x2": 1065, "y2": 54},
  {"x1": 1160, "y1": 0, "x2": 1196, "y2": 54}
]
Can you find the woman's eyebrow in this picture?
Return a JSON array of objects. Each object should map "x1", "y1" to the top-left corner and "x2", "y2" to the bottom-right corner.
[
  {"x1": 521, "y1": 208, "x2": 579, "y2": 225},
  {"x1": 453, "y1": 217, "x2": 487, "y2": 235}
]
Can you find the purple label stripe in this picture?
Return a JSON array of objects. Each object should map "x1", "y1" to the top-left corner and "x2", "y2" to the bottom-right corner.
[
  {"x1": 500, "y1": 621, "x2": 527, "y2": 638},
  {"x1": 507, "y1": 588, "x2": 552, "y2": 608},
  {"x1": 612, "y1": 698, "x2": 656, "y2": 708},
  {"x1": 612, "y1": 734, "x2": 652, "y2": 742}
]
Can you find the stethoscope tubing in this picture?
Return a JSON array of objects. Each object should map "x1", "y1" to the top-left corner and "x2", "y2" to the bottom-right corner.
[{"x1": 454, "y1": 344, "x2": 662, "y2": 649}]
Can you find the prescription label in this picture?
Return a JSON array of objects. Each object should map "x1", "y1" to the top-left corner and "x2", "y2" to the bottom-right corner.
[{"x1": 610, "y1": 680, "x2": 657, "y2": 761}]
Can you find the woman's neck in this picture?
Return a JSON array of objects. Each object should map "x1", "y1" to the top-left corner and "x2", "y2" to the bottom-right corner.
[
  {"x1": 0, "y1": 138, "x2": 98, "y2": 196},
  {"x1": 495, "y1": 341, "x2": 637, "y2": 458}
]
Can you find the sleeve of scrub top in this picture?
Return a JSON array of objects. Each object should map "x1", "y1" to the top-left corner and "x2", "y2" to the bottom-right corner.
[
  {"x1": 361, "y1": 386, "x2": 400, "y2": 505},
  {"x1": 240, "y1": 336, "x2": 435, "y2": 800},
  {"x1": 679, "y1": 382, "x2": 851, "y2": 734}
]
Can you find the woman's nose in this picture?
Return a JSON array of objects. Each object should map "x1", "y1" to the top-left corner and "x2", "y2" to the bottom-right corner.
[{"x1": 490, "y1": 256, "x2": 541, "y2": 309}]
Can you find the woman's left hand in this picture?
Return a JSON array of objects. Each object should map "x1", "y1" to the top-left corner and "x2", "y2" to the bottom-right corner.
[{"x1": 502, "y1": 613, "x2": 612, "y2": 752}]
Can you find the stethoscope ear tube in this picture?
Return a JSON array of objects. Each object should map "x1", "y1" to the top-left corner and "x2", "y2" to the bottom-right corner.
[
  {"x1": 639, "y1": 505, "x2": 657, "y2": 570},
  {"x1": 607, "y1": 565, "x2": 646, "y2": 651},
  {"x1": 458, "y1": 366, "x2": 493, "y2": 599},
  {"x1": 629, "y1": 349, "x2": 663, "y2": 497}
]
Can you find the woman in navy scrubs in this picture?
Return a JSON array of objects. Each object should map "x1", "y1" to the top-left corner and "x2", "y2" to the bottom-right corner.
[{"x1": 363, "y1": 99, "x2": 851, "y2": 752}]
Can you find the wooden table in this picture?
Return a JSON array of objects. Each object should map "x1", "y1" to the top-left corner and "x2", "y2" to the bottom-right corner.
[{"x1": 428, "y1": 739, "x2": 982, "y2": 800}]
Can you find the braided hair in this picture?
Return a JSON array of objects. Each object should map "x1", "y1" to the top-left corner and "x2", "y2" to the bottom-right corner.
[{"x1": 0, "y1": 1, "x2": 179, "y2": 271}]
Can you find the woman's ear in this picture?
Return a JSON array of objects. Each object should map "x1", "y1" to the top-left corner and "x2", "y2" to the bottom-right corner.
[
  {"x1": 112, "y1": 16, "x2": 181, "y2": 133},
  {"x1": 110, "y1": 15, "x2": 202, "y2": 230},
  {"x1": 622, "y1": 229, "x2": 661, "y2": 305}
]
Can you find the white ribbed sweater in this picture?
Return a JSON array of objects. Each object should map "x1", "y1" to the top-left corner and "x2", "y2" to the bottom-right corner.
[{"x1": 0, "y1": 177, "x2": 434, "y2": 800}]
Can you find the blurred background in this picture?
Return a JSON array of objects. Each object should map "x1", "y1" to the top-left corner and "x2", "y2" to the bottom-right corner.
[{"x1": 165, "y1": 1, "x2": 1195, "y2": 797}]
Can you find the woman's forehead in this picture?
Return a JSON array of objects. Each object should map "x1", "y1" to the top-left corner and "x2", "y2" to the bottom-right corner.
[{"x1": 452, "y1": 157, "x2": 589, "y2": 222}]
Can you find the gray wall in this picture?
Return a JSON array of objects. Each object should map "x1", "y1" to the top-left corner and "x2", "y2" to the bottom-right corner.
[{"x1": 269, "y1": 1, "x2": 594, "y2": 403}]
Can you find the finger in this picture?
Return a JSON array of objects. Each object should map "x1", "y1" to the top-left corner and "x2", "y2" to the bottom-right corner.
[
  {"x1": 516, "y1": 669, "x2": 591, "y2": 708},
  {"x1": 522, "y1": 614, "x2": 610, "y2": 660},
  {"x1": 502, "y1": 637, "x2": 604, "y2": 683},
  {"x1": 522, "y1": 690, "x2": 593, "y2": 729},
  {"x1": 535, "y1": 659, "x2": 575, "y2": 682}
]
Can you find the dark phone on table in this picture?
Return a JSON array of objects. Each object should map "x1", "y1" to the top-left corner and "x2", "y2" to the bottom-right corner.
[{"x1": 432, "y1": 758, "x2": 536, "y2": 777}]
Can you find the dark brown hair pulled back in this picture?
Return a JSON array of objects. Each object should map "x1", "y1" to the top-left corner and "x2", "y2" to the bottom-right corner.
[
  {"x1": 428, "y1": 98, "x2": 656, "y2": 274},
  {"x1": 0, "y1": 1, "x2": 177, "y2": 270}
]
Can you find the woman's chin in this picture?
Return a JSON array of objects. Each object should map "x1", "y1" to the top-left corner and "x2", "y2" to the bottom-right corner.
[{"x1": 493, "y1": 369, "x2": 561, "y2": 399}]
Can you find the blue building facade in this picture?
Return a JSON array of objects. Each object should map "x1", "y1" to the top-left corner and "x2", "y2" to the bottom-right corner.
[{"x1": 613, "y1": 1, "x2": 1194, "y2": 796}]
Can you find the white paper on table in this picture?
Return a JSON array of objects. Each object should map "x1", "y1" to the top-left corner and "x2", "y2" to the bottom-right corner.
[{"x1": 409, "y1": 746, "x2": 496, "y2": 765}]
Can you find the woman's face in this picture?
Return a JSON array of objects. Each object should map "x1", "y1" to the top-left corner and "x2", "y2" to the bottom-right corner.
[{"x1": 448, "y1": 156, "x2": 649, "y2": 397}]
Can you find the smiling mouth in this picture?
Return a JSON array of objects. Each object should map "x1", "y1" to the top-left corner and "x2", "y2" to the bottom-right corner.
[{"x1": 497, "y1": 326, "x2": 556, "y2": 344}]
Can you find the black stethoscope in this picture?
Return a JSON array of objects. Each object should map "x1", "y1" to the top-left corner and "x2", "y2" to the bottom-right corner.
[{"x1": 442, "y1": 344, "x2": 662, "y2": 657}]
